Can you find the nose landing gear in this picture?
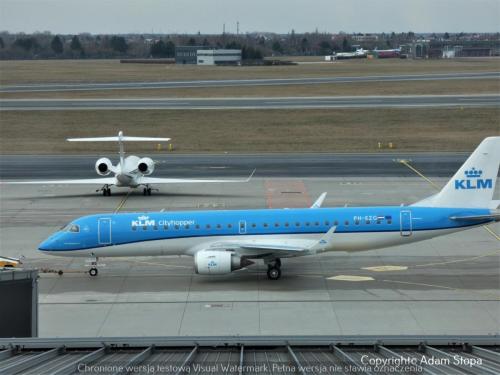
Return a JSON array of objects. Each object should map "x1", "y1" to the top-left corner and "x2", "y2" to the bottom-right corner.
[{"x1": 87, "y1": 257, "x2": 99, "y2": 277}]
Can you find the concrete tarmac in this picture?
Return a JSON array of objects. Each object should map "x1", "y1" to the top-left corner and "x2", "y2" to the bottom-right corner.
[
  {"x1": 0, "y1": 177, "x2": 498, "y2": 337},
  {"x1": 2, "y1": 71, "x2": 498, "y2": 92},
  {"x1": 0, "y1": 152, "x2": 469, "y2": 180},
  {"x1": 1, "y1": 94, "x2": 499, "y2": 110}
]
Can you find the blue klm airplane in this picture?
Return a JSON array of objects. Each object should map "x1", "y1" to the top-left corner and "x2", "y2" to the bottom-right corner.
[{"x1": 39, "y1": 137, "x2": 499, "y2": 279}]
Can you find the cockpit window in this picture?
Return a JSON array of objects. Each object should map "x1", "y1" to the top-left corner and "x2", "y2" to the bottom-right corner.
[
  {"x1": 61, "y1": 224, "x2": 80, "y2": 233},
  {"x1": 69, "y1": 224, "x2": 80, "y2": 232}
]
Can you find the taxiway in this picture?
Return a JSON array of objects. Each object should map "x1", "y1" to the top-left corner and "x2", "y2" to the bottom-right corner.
[
  {"x1": 1, "y1": 71, "x2": 498, "y2": 92},
  {"x1": 0, "y1": 177, "x2": 498, "y2": 337},
  {"x1": 1, "y1": 94, "x2": 499, "y2": 110}
]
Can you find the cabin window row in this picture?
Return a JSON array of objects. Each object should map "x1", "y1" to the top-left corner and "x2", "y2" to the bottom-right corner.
[{"x1": 131, "y1": 218, "x2": 392, "y2": 231}]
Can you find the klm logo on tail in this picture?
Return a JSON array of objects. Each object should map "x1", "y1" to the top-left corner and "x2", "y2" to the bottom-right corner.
[{"x1": 455, "y1": 168, "x2": 493, "y2": 190}]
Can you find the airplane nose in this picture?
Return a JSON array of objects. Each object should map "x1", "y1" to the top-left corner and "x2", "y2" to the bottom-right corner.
[
  {"x1": 38, "y1": 238, "x2": 54, "y2": 251},
  {"x1": 38, "y1": 234, "x2": 60, "y2": 252}
]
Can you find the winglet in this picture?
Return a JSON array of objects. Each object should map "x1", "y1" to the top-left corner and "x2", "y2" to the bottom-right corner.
[
  {"x1": 310, "y1": 226, "x2": 336, "y2": 251},
  {"x1": 310, "y1": 192, "x2": 327, "y2": 209}
]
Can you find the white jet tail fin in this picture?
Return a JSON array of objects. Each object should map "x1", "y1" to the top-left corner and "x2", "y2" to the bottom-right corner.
[{"x1": 413, "y1": 137, "x2": 499, "y2": 208}]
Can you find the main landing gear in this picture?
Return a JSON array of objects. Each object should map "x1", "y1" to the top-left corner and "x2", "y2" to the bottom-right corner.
[
  {"x1": 266, "y1": 258, "x2": 282, "y2": 280},
  {"x1": 98, "y1": 185, "x2": 112, "y2": 196},
  {"x1": 142, "y1": 185, "x2": 158, "y2": 196}
]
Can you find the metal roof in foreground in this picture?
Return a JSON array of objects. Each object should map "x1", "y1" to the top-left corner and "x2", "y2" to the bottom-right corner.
[{"x1": 0, "y1": 335, "x2": 499, "y2": 374}]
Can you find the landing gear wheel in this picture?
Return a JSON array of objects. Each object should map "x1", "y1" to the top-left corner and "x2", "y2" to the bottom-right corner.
[
  {"x1": 147, "y1": 188, "x2": 152, "y2": 196},
  {"x1": 89, "y1": 268, "x2": 98, "y2": 277},
  {"x1": 106, "y1": 188, "x2": 111, "y2": 196},
  {"x1": 143, "y1": 188, "x2": 147, "y2": 196},
  {"x1": 267, "y1": 266, "x2": 281, "y2": 280}
]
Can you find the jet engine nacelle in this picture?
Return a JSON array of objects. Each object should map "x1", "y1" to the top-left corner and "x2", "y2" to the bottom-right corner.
[
  {"x1": 95, "y1": 158, "x2": 113, "y2": 176},
  {"x1": 137, "y1": 157, "x2": 155, "y2": 175},
  {"x1": 194, "y1": 250, "x2": 254, "y2": 275}
]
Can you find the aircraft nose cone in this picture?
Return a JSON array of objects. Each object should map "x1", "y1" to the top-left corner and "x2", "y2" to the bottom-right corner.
[
  {"x1": 38, "y1": 238, "x2": 54, "y2": 251},
  {"x1": 38, "y1": 233, "x2": 60, "y2": 252}
]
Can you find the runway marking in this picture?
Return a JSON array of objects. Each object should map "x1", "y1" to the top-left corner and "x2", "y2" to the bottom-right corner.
[
  {"x1": 397, "y1": 159, "x2": 500, "y2": 242},
  {"x1": 413, "y1": 248, "x2": 500, "y2": 268},
  {"x1": 327, "y1": 275, "x2": 374, "y2": 282},
  {"x1": 264, "y1": 179, "x2": 312, "y2": 208},
  {"x1": 382, "y1": 279, "x2": 500, "y2": 300},
  {"x1": 482, "y1": 224, "x2": 500, "y2": 241},
  {"x1": 362, "y1": 265, "x2": 408, "y2": 272},
  {"x1": 397, "y1": 159, "x2": 441, "y2": 190},
  {"x1": 114, "y1": 190, "x2": 131, "y2": 213}
]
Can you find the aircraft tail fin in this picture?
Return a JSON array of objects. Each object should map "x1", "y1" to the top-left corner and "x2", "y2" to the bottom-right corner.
[
  {"x1": 68, "y1": 131, "x2": 170, "y2": 168},
  {"x1": 412, "y1": 137, "x2": 499, "y2": 208}
]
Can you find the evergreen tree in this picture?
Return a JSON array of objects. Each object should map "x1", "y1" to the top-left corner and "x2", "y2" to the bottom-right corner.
[
  {"x1": 165, "y1": 41, "x2": 175, "y2": 57},
  {"x1": 272, "y1": 40, "x2": 283, "y2": 53},
  {"x1": 0, "y1": 37, "x2": 4, "y2": 49},
  {"x1": 150, "y1": 40, "x2": 167, "y2": 57},
  {"x1": 110, "y1": 36, "x2": 128, "y2": 53},
  {"x1": 13, "y1": 37, "x2": 39, "y2": 51},
  {"x1": 342, "y1": 37, "x2": 351, "y2": 52},
  {"x1": 70, "y1": 35, "x2": 83, "y2": 51},
  {"x1": 50, "y1": 35, "x2": 63, "y2": 54},
  {"x1": 319, "y1": 40, "x2": 331, "y2": 55}
]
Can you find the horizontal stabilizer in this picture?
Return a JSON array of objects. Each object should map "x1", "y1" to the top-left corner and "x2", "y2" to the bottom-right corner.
[{"x1": 449, "y1": 213, "x2": 500, "y2": 222}]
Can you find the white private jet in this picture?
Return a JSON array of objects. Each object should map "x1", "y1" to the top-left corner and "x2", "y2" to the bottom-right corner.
[{"x1": 5, "y1": 131, "x2": 255, "y2": 196}]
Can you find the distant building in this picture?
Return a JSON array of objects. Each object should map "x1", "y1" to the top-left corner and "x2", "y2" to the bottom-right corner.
[
  {"x1": 175, "y1": 46, "x2": 209, "y2": 64},
  {"x1": 175, "y1": 46, "x2": 242, "y2": 65},
  {"x1": 352, "y1": 34, "x2": 378, "y2": 42},
  {"x1": 197, "y1": 49, "x2": 242, "y2": 65}
]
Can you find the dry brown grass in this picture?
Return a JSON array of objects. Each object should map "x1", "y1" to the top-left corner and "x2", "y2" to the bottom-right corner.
[
  {"x1": 1, "y1": 58, "x2": 499, "y2": 85},
  {"x1": 1, "y1": 79, "x2": 498, "y2": 99},
  {"x1": 1, "y1": 108, "x2": 498, "y2": 154}
]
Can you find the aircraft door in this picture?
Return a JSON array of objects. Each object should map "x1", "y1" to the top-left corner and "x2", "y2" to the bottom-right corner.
[
  {"x1": 239, "y1": 220, "x2": 246, "y2": 234},
  {"x1": 400, "y1": 210, "x2": 412, "y2": 237},
  {"x1": 98, "y1": 218, "x2": 112, "y2": 244}
]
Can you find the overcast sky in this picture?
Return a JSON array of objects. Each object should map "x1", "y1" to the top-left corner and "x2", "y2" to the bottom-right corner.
[{"x1": 1, "y1": 0, "x2": 499, "y2": 34}]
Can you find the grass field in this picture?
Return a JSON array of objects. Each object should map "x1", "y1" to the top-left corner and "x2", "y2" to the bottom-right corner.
[
  {"x1": 1, "y1": 79, "x2": 498, "y2": 99},
  {"x1": 1, "y1": 108, "x2": 498, "y2": 154},
  {"x1": 1, "y1": 58, "x2": 499, "y2": 85}
]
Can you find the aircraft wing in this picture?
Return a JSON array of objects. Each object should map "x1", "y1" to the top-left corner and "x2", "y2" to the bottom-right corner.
[
  {"x1": 138, "y1": 169, "x2": 255, "y2": 184},
  {"x1": 2, "y1": 177, "x2": 116, "y2": 185},
  {"x1": 205, "y1": 226, "x2": 337, "y2": 258}
]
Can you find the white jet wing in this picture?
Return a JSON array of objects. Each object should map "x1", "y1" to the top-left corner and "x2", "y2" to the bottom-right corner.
[
  {"x1": 2, "y1": 177, "x2": 116, "y2": 185},
  {"x1": 137, "y1": 169, "x2": 256, "y2": 184}
]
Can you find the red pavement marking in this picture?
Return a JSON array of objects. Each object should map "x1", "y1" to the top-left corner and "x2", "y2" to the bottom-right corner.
[{"x1": 264, "y1": 179, "x2": 312, "y2": 209}]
